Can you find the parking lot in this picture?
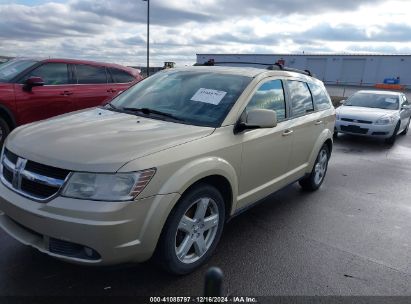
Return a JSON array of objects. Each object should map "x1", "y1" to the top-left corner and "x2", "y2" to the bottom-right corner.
[
  {"x1": 1, "y1": 132, "x2": 410, "y2": 297},
  {"x1": 326, "y1": 85, "x2": 411, "y2": 101}
]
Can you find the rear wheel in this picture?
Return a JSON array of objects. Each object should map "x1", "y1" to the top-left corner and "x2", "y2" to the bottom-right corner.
[
  {"x1": 299, "y1": 144, "x2": 330, "y2": 191},
  {"x1": 385, "y1": 122, "x2": 400, "y2": 145},
  {"x1": 0, "y1": 117, "x2": 10, "y2": 148},
  {"x1": 156, "y1": 184, "x2": 225, "y2": 275},
  {"x1": 400, "y1": 119, "x2": 410, "y2": 135}
]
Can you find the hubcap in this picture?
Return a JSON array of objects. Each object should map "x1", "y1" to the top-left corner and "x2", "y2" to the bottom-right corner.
[
  {"x1": 175, "y1": 197, "x2": 219, "y2": 264},
  {"x1": 314, "y1": 149, "x2": 328, "y2": 185}
]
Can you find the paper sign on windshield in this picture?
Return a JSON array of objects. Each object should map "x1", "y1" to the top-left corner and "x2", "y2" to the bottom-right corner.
[{"x1": 191, "y1": 88, "x2": 227, "y2": 105}]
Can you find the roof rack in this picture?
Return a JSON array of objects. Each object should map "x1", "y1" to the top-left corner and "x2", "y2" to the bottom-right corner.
[
  {"x1": 267, "y1": 62, "x2": 313, "y2": 76},
  {"x1": 194, "y1": 60, "x2": 313, "y2": 77}
]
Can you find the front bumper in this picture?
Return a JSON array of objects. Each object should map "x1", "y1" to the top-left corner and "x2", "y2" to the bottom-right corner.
[
  {"x1": 335, "y1": 120, "x2": 396, "y2": 138},
  {"x1": 0, "y1": 181, "x2": 180, "y2": 265}
]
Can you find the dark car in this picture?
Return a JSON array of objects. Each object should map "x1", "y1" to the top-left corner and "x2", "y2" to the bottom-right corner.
[{"x1": 0, "y1": 58, "x2": 143, "y2": 146}]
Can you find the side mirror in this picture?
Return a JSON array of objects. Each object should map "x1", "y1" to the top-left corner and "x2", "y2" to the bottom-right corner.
[
  {"x1": 401, "y1": 104, "x2": 411, "y2": 110},
  {"x1": 23, "y1": 76, "x2": 44, "y2": 91},
  {"x1": 234, "y1": 109, "x2": 277, "y2": 133},
  {"x1": 339, "y1": 99, "x2": 346, "y2": 105}
]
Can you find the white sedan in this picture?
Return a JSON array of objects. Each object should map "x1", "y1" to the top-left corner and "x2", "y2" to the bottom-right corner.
[{"x1": 335, "y1": 90, "x2": 411, "y2": 144}]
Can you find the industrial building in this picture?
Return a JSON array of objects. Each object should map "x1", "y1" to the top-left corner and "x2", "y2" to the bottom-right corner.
[{"x1": 196, "y1": 54, "x2": 411, "y2": 89}]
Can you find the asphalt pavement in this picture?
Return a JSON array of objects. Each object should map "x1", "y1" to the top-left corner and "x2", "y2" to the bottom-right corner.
[{"x1": 1, "y1": 132, "x2": 411, "y2": 297}]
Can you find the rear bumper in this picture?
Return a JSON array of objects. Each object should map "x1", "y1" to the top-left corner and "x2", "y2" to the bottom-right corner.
[
  {"x1": 335, "y1": 120, "x2": 395, "y2": 138},
  {"x1": 0, "y1": 181, "x2": 180, "y2": 265}
]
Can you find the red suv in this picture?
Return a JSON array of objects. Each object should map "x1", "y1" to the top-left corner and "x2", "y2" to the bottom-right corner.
[{"x1": 0, "y1": 58, "x2": 143, "y2": 146}]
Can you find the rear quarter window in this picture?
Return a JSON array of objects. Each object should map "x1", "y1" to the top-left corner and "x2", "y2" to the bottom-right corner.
[{"x1": 308, "y1": 82, "x2": 331, "y2": 111}]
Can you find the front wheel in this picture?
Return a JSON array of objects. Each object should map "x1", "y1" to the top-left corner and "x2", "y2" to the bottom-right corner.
[
  {"x1": 156, "y1": 184, "x2": 225, "y2": 275},
  {"x1": 400, "y1": 119, "x2": 410, "y2": 135},
  {"x1": 385, "y1": 122, "x2": 400, "y2": 145},
  {"x1": 299, "y1": 144, "x2": 330, "y2": 191}
]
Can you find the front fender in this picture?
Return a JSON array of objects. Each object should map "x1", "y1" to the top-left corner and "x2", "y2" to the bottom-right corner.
[
  {"x1": 158, "y1": 157, "x2": 239, "y2": 214},
  {"x1": 306, "y1": 128, "x2": 333, "y2": 173}
]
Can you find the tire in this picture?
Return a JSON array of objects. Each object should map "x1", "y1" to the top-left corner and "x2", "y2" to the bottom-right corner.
[
  {"x1": 385, "y1": 122, "x2": 400, "y2": 145},
  {"x1": 155, "y1": 184, "x2": 225, "y2": 275},
  {"x1": 299, "y1": 144, "x2": 330, "y2": 191},
  {"x1": 400, "y1": 119, "x2": 410, "y2": 135},
  {"x1": 0, "y1": 117, "x2": 10, "y2": 148},
  {"x1": 333, "y1": 128, "x2": 338, "y2": 139}
]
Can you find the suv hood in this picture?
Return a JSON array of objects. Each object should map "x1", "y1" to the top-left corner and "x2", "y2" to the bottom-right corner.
[
  {"x1": 6, "y1": 108, "x2": 214, "y2": 172},
  {"x1": 337, "y1": 106, "x2": 397, "y2": 121}
]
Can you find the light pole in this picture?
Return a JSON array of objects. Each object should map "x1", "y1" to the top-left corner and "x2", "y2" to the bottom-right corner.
[{"x1": 142, "y1": 0, "x2": 150, "y2": 77}]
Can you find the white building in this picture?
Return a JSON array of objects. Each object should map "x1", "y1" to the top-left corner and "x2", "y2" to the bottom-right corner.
[{"x1": 196, "y1": 54, "x2": 411, "y2": 89}]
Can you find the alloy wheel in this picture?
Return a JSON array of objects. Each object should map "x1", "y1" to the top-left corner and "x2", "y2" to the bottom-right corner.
[
  {"x1": 314, "y1": 148, "x2": 328, "y2": 185},
  {"x1": 175, "y1": 197, "x2": 219, "y2": 264}
]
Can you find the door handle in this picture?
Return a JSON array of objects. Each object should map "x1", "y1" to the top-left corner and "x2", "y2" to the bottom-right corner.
[
  {"x1": 282, "y1": 129, "x2": 294, "y2": 136},
  {"x1": 60, "y1": 91, "x2": 73, "y2": 96},
  {"x1": 315, "y1": 120, "x2": 323, "y2": 125},
  {"x1": 107, "y1": 88, "x2": 117, "y2": 93}
]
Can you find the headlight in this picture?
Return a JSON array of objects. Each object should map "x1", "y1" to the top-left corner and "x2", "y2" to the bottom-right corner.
[
  {"x1": 61, "y1": 168, "x2": 156, "y2": 201},
  {"x1": 375, "y1": 116, "x2": 395, "y2": 125}
]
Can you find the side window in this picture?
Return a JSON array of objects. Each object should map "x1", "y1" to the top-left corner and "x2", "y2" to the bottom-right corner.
[
  {"x1": 308, "y1": 82, "x2": 331, "y2": 111},
  {"x1": 24, "y1": 63, "x2": 69, "y2": 85},
  {"x1": 287, "y1": 80, "x2": 314, "y2": 117},
  {"x1": 109, "y1": 68, "x2": 135, "y2": 83},
  {"x1": 75, "y1": 64, "x2": 107, "y2": 84},
  {"x1": 246, "y1": 79, "x2": 286, "y2": 121}
]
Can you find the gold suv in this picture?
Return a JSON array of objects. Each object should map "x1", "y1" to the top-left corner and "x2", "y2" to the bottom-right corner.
[{"x1": 0, "y1": 66, "x2": 335, "y2": 274}]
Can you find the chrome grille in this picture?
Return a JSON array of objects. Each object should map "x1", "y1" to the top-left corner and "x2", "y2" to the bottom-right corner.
[
  {"x1": 0, "y1": 148, "x2": 71, "y2": 201},
  {"x1": 341, "y1": 118, "x2": 372, "y2": 124}
]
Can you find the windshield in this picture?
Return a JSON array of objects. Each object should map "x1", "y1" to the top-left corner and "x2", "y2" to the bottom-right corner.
[
  {"x1": 0, "y1": 59, "x2": 38, "y2": 82},
  {"x1": 345, "y1": 92, "x2": 399, "y2": 110},
  {"x1": 109, "y1": 70, "x2": 252, "y2": 127}
]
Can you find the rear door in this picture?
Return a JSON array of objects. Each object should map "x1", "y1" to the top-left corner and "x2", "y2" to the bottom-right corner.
[
  {"x1": 70, "y1": 64, "x2": 110, "y2": 110},
  {"x1": 237, "y1": 78, "x2": 293, "y2": 209},
  {"x1": 14, "y1": 62, "x2": 75, "y2": 125},
  {"x1": 107, "y1": 67, "x2": 137, "y2": 99},
  {"x1": 285, "y1": 79, "x2": 325, "y2": 172}
]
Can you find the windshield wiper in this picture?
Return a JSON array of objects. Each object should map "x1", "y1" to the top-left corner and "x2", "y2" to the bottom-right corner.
[
  {"x1": 122, "y1": 107, "x2": 185, "y2": 121},
  {"x1": 106, "y1": 102, "x2": 118, "y2": 110},
  {"x1": 103, "y1": 102, "x2": 122, "y2": 112}
]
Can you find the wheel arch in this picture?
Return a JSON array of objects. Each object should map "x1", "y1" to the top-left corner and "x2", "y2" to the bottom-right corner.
[
  {"x1": 179, "y1": 175, "x2": 233, "y2": 222},
  {"x1": 0, "y1": 103, "x2": 17, "y2": 130},
  {"x1": 306, "y1": 129, "x2": 333, "y2": 173},
  {"x1": 157, "y1": 157, "x2": 238, "y2": 220}
]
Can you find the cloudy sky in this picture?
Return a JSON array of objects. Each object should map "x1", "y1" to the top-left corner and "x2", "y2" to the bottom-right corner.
[{"x1": 0, "y1": 0, "x2": 410, "y2": 67}]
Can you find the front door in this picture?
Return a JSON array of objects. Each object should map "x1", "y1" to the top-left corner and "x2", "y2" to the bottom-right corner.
[
  {"x1": 14, "y1": 62, "x2": 74, "y2": 125},
  {"x1": 237, "y1": 79, "x2": 293, "y2": 209}
]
